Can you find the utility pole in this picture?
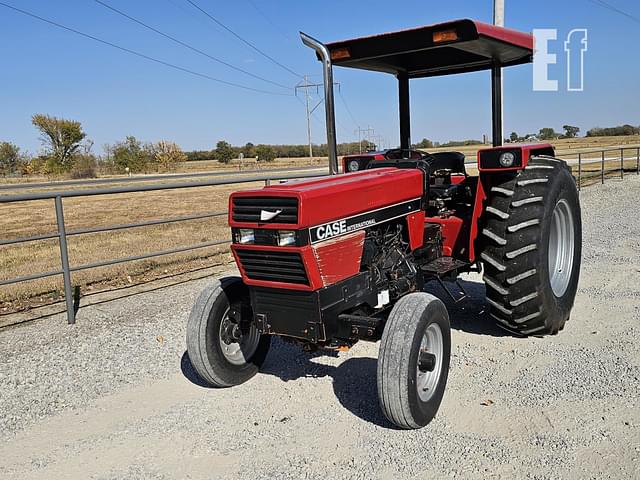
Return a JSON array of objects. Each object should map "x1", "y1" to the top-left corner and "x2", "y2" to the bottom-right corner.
[
  {"x1": 354, "y1": 126, "x2": 375, "y2": 152},
  {"x1": 492, "y1": 0, "x2": 505, "y2": 146},
  {"x1": 296, "y1": 75, "x2": 316, "y2": 159},
  {"x1": 373, "y1": 134, "x2": 385, "y2": 150},
  {"x1": 494, "y1": 0, "x2": 504, "y2": 27},
  {"x1": 296, "y1": 76, "x2": 340, "y2": 161}
]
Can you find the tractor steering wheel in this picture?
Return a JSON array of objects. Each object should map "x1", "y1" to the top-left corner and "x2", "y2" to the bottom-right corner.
[{"x1": 385, "y1": 148, "x2": 432, "y2": 161}]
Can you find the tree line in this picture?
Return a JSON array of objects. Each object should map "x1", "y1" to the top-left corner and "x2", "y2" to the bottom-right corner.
[
  {"x1": 0, "y1": 113, "x2": 379, "y2": 177},
  {"x1": 586, "y1": 125, "x2": 640, "y2": 137},
  {"x1": 0, "y1": 114, "x2": 188, "y2": 177},
  {"x1": 3, "y1": 114, "x2": 639, "y2": 178},
  {"x1": 508, "y1": 124, "x2": 640, "y2": 143},
  {"x1": 188, "y1": 139, "x2": 377, "y2": 163},
  {"x1": 508, "y1": 125, "x2": 581, "y2": 142}
]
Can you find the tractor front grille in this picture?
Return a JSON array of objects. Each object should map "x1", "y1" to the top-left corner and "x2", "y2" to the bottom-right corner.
[
  {"x1": 235, "y1": 249, "x2": 309, "y2": 285},
  {"x1": 232, "y1": 197, "x2": 298, "y2": 224}
]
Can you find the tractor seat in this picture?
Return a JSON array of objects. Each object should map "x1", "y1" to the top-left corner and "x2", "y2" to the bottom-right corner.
[
  {"x1": 427, "y1": 152, "x2": 468, "y2": 203},
  {"x1": 427, "y1": 151, "x2": 466, "y2": 176}
]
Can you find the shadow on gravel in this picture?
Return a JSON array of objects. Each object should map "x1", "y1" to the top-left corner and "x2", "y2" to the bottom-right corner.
[
  {"x1": 180, "y1": 352, "x2": 217, "y2": 388},
  {"x1": 259, "y1": 341, "x2": 396, "y2": 428},
  {"x1": 180, "y1": 340, "x2": 396, "y2": 428},
  {"x1": 330, "y1": 357, "x2": 396, "y2": 429},
  {"x1": 425, "y1": 278, "x2": 518, "y2": 338},
  {"x1": 179, "y1": 277, "x2": 519, "y2": 427}
]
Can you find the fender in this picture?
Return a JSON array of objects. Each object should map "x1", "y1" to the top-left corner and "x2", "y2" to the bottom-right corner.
[
  {"x1": 468, "y1": 177, "x2": 488, "y2": 262},
  {"x1": 477, "y1": 143, "x2": 555, "y2": 172},
  {"x1": 469, "y1": 144, "x2": 556, "y2": 261}
]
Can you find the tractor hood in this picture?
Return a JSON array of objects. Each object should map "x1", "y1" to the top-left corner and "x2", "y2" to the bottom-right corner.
[{"x1": 229, "y1": 168, "x2": 424, "y2": 229}]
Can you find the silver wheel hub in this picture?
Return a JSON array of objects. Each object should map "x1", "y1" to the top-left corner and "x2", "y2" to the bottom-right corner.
[
  {"x1": 548, "y1": 199, "x2": 575, "y2": 297},
  {"x1": 416, "y1": 322, "x2": 444, "y2": 402},
  {"x1": 218, "y1": 307, "x2": 260, "y2": 366}
]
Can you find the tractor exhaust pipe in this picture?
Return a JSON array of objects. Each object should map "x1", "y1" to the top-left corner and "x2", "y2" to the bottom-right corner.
[{"x1": 300, "y1": 32, "x2": 339, "y2": 175}]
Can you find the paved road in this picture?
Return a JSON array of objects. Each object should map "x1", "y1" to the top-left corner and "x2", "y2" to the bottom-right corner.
[{"x1": 1, "y1": 177, "x2": 639, "y2": 479}]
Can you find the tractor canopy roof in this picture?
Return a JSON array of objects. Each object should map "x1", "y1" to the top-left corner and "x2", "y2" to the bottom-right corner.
[{"x1": 325, "y1": 19, "x2": 533, "y2": 78}]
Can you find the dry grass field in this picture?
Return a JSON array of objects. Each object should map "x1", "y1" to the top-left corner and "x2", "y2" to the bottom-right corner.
[
  {"x1": 0, "y1": 156, "x2": 327, "y2": 188},
  {"x1": 0, "y1": 182, "x2": 264, "y2": 312},
  {"x1": 177, "y1": 155, "x2": 327, "y2": 172},
  {"x1": 1, "y1": 136, "x2": 639, "y2": 315},
  {"x1": 426, "y1": 134, "x2": 640, "y2": 159}
]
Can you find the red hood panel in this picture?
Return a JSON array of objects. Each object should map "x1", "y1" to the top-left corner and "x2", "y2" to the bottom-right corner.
[{"x1": 230, "y1": 168, "x2": 424, "y2": 228}]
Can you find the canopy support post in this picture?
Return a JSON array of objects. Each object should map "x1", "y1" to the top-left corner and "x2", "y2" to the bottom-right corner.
[
  {"x1": 492, "y1": 0, "x2": 505, "y2": 147},
  {"x1": 491, "y1": 65, "x2": 503, "y2": 147},
  {"x1": 398, "y1": 72, "x2": 411, "y2": 152}
]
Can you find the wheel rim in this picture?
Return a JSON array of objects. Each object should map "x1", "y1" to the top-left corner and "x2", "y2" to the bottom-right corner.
[
  {"x1": 218, "y1": 307, "x2": 261, "y2": 366},
  {"x1": 548, "y1": 199, "x2": 575, "y2": 297},
  {"x1": 416, "y1": 322, "x2": 444, "y2": 403}
]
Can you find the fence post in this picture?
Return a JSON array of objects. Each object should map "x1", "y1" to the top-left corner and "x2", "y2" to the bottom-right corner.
[
  {"x1": 601, "y1": 151, "x2": 605, "y2": 184},
  {"x1": 621, "y1": 148, "x2": 624, "y2": 180},
  {"x1": 577, "y1": 153, "x2": 581, "y2": 191},
  {"x1": 54, "y1": 196, "x2": 75, "y2": 325}
]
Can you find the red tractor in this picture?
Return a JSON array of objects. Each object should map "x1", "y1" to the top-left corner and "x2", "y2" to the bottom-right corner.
[{"x1": 186, "y1": 19, "x2": 581, "y2": 429}]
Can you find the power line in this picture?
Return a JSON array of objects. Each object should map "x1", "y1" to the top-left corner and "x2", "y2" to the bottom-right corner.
[
  {"x1": 294, "y1": 94, "x2": 352, "y2": 145},
  {"x1": 184, "y1": 0, "x2": 302, "y2": 78},
  {"x1": 588, "y1": 0, "x2": 640, "y2": 24},
  {"x1": 93, "y1": 0, "x2": 292, "y2": 90},
  {"x1": 296, "y1": 76, "x2": 318, "y2": 158},
  {"x1": 0, "y1": 1, "x2": 289, "y2": 96},
  {"x1": 164, "y1": 0, "x2": 206, "y2": 23},
  {"x1": 295, "y1": 94, "x2": 323, "y2": 123},
  {"x1": 335, "y1": 113, "x2": 354, "y2": 140},
  {"x1": 245, "y1": 0, "x2": 293, "y2": 42},
  {"x1": 295, "y1": 76, "x2": 340, "y2": 158},
  {"x1": 338, "y1": 90, "x2": 360, "y2": 129},
  {"x1": 354, "y1": 126, "x2": 375, "y2": 153}
]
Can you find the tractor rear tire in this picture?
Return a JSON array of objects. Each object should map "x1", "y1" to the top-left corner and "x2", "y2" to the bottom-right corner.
[
  {"x1": 481, "y1": 156, "x2": 582, "y2": 336},
  {"x1": 186, "y1": 277, "x2": 271, "y2": 387},
  {"x1": 377, "y1": 293, "x2": 451, "y2": 429}
]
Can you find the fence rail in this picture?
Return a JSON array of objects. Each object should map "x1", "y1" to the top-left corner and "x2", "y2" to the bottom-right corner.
[
  {"x1": 560, "y1": 145, "x2": 640, "y2": 190},
  {"x1": 0, "y1": 164, "x2": 325, "y2": 192},
  {"x1": 0, "y1": 170, "x2": 327, "y2": 324},
  {"x1": 1, "y1": 144, "x2": 639, "y2": 325}
]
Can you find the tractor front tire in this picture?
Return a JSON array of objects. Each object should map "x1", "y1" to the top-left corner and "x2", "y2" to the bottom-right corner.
[
  {"x1": 377, "y1": 293, "x2": 451, "y2": 429},
  {"x1": 186, "y1": 277, "x2": 271, "y2": 387},
  {"x1": 481, "y1": 156, "x2": 582, "y2": 336}
]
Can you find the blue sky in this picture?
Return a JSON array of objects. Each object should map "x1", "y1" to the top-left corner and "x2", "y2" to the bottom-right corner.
[{"x1": 0, "y1": 0, "x2": 638, "y2": 154}]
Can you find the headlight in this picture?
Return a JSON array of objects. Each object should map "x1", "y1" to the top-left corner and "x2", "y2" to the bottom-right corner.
[
  {"x1": 347, "y1": 159, "x2": 360, "y2": 172},
  {"x1": 236, "y1": 229, "x2": 255, "y2": 244},
  {"x1": 499, "y1": 151, "x2": 516, "y2": 167},
  {"x1": 277, "y1": 230, "x2": 296, "y2": 246}
]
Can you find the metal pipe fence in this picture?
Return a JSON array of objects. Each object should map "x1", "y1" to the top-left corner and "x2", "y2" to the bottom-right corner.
[
  {"x1": 553, "y1": 145, "x2": 640, "y2": 191},
  {"x1": 0, "y1": 170, "x2": 327, "y2": 324},
  {"x1": 1, "y1": 144, "x2": 639, "y2": 325},
  {"x1": 0, "y1": 164, "x2": 325, "y2": 192}
]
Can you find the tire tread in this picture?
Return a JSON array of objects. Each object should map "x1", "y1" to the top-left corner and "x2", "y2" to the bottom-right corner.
[
  {"x1": 480, "y1": 156, "x2": 580, "y2": 335},
  {"x1": 377, "y1": 293, "x2": 449, "y2": 429}
]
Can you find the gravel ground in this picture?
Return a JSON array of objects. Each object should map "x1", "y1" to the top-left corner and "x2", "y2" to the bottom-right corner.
[{"x1": 1, "y1": 176, "x2": 639, "y2": 479}]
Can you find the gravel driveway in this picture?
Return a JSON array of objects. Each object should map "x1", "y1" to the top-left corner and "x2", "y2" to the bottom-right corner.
[{"x1": 1, "y1": 177, "x2": 639, "y2": 480}]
